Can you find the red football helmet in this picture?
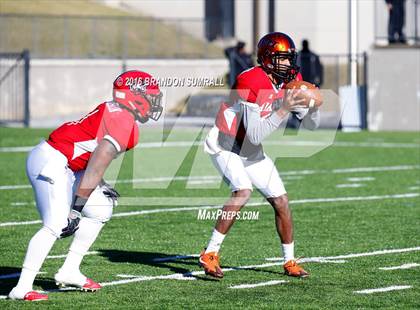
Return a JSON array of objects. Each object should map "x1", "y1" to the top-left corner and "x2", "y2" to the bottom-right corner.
[
  {"x1": 113, "y1": 70, "x2": 163, "y2": 123},
  {"x1": 257, "y1": 32, "x2": 299, "y2": 83}
]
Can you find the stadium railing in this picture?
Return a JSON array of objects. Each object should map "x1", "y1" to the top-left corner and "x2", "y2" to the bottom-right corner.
[
  {"x1": 374, "y1": 0, "x2": 420, "y2": 45},
  {"x1": 0, "y1": 50, "x2": 30, "y2": 127}
]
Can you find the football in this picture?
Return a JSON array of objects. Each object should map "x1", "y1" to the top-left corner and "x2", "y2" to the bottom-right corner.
[{"x1": 285, "y1": 80, "x2": 323, "y2": 108}]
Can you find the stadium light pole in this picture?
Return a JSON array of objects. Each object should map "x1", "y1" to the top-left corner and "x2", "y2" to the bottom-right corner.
[
  {"x1": 253, "y1": 0, "x2": 260, "y2": 55},
  {"x1": 268, "y1": 0, "x2": 275, "y2": 33},
  {"x1": 348, "y1": 0, "x2": 359, "y2": 86}
]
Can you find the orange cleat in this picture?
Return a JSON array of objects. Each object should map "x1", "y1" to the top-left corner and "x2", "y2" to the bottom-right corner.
[
  {"x1": 199, "y1": 250, "x2": 224, "y2": 278},
  {"x1": 283, "y1": 259, "x2": 309, "y2": 278}
]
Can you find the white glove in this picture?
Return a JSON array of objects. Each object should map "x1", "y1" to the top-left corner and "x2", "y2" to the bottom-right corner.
[{"x1": 290, "y1": 105, "x2": 309, "y2": 121}]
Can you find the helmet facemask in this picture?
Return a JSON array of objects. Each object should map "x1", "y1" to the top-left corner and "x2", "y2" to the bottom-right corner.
[
  {"x1": 144, "y1": 92, "x2": 163, "y2": 121},
  {"x1": 265, "y1": 51, "x2": 299, "y2": 84}
]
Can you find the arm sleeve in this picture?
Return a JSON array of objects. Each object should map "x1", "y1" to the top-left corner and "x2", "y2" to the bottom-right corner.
[
  {"x1": 241, "y1": 100, "x2": 287, "y2": 145},
  {"x1": 301, "y1": 108, "x2": 321, "y2": 130}
]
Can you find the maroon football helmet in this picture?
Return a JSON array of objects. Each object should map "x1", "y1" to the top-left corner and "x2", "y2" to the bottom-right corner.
[{"x1": 257, "y1": 32, "x2": 299, "y2": 83}]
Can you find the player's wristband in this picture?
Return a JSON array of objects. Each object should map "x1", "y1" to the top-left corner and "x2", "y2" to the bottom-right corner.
[{"x1": 71, "y1": 195, "x2": 88, "y2": 213}]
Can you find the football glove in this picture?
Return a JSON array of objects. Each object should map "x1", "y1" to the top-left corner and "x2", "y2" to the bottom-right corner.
[{"x1": 60, "y1": 196, "x2": 87, "y2": 238}]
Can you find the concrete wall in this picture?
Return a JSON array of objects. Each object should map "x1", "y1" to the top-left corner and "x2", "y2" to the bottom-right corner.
[
  {"x1": 368, "y1": 47, "x2": 420, "y2": 131},
  {"x1": 104, "y1": 0, "x2": 376, "y2": 55},
  {"x1": 29, "y1": 59, "x2": 228, "y2": 123}
]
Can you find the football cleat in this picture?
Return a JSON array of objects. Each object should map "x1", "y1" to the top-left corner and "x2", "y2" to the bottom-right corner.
[
  {"x1": 283, "y1": 259, "x2": 309, "y2": 278},
  {"x1": 55, "y1": 271, "x2": 101, "y2": 292},
  {"x1": 199, "y1": 250, "x2": 224, "y2": 278},
  {"x1": 8, "y1": 288, "x2": 48, "y2": 301}
]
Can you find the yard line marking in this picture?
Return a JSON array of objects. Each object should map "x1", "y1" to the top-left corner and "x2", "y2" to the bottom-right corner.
[
  {"x1": 1, "y1": 193, "x2": 419, "y2": 227},
  {"x1": 99, "y1": 246, "x2": 420, "y2": 288},
  {"x1": 2, "y1": 141, "x2": 419, "y2": 153},
  {"x1": 408, "y1": 186, "x2": 420, "y2": 190},
  {"x1": 336, "y1": 183, "x2": 364, "y2": 188},
  {"x1": 347, "y1": 177, "x2": 375, "y2": 182},
  {"x1": 0, "y1": 185, "x2": 31, "y2": 190},
  {"x1": 152, "y1": 254, "x2": 200, "y2": 262},
  {"x1": 46, "y1": 251, "x2": 99, "y2": 259},
  {"x1": 354, "y1": 285, "x2": 412, "y2": 294},
  {"x1": 0, "y1": 272, "x2": 21, "y2": 279},
  {"x1": 229, "y1": 280, "x2": 287, "y2": 289},
  {"x1": 11, "y1": 202, "x2": 34, "y2": 206},
  {"x1": 187, "y1": 179, "x2": 219, "y2": 185},
  {"x1": 333, "y1": 165, "x2": 419, "y2": 173},
  {"x1": 1, "y1": 165, "x2": 419, "y2": 191},
  {"x1": 379, "y1": 263, "x2": 420, "y2": 270},
  {"x1": 0, "y1": 272, "x2": 46, "y2": 280},
  {"x1": 0, "y1": 220, "x2": 42, "y2": 227},
  {"x1": 116, "y1": 274, "x2": 196, "y2": 281},
  {"x1": 99, "y1": 262, "x2": 283, "y2": 287},
  {"x1": 300, "y1": 258, "x2": 347, "y2": 264},
  {"x1": 266, "y1": 246, "x2": 420, "y2": 261}
]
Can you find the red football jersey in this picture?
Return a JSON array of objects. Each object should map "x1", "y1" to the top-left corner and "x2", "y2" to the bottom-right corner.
[
  {"x1": 215, "y1": 66, "x2": 302, "y2": 137},
  {"x1": 48, "y1": 101, "x2": 139, "y2": 171}
]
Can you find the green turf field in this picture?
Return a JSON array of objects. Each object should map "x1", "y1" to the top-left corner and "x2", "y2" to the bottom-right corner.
[{"x1": 0, "y1": 127, "x2": 419, "y2": 308}]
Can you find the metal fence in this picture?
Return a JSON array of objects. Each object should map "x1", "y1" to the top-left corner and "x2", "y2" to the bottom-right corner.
[
  {"x1": 315, "y1": 53, "x2": 367, "y2": 94},
  {"x1": 374, "y1": 0, "x2": 420, "y2": 45},
  {"x1": 0, "y1": 50, "x2": 30, "y2": 126},
  {"x1": 0, "y1": 14, "x2": 223, "y2": 59}
]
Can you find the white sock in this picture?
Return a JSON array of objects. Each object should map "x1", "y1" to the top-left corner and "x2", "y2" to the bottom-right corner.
[
  {"x1": 282, "y1": 242, "x2": 295, "y2": 262},
  {"x1": 59, "y1": 217, "x2": 104, "y2": 274},
  {"x1": 15, "y1": 227, "x2": 57, "y2": 293},
  {"x1": 205, "y1": 229, "x2": 226, "y2": 254}
]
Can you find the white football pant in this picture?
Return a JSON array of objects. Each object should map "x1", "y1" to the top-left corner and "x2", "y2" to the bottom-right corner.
[
  {"x1": 210, "y1": 150, "x2": 286, "y2": 198},
  {"x1": 11, "y1": 141, "x2": 114, "y2": 296}
]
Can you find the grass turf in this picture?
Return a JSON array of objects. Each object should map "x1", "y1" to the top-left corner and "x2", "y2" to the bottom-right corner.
[{"x1": 0, "y1": 127, "x2": 419, "y2": 308}]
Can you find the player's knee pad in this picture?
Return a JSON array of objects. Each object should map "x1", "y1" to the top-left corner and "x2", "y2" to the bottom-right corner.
[{"x1": 82, "y1": 187, "x2": 113, "y2": 223}]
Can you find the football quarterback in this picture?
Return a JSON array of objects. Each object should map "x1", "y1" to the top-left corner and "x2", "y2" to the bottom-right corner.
[
  {"x1": 8, "y1": 70, "x2": 163, "y2": 301},
  {"x1": 200, "y1": 32, "x2": 321, "y2": 278}
]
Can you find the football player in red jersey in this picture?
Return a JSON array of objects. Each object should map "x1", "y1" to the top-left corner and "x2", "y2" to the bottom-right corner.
[
  {"x1": 9, "y1": 70, "x2": 163, "y2": 301},
  {"x1": 200, "y1": 32, "x2": 320, "y2": 278}
]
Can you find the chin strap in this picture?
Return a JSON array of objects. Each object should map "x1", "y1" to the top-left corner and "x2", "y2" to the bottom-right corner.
[{"x1": 115, "y1": 101, "x2": 149, "y2": 123}]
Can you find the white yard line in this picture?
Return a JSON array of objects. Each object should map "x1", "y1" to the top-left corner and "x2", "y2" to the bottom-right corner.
[
  {"x1": 99, "y1": 246, "x2": 420, "y2": 287},
  {"x1": 266, "y1": 246, "x2": 420, "y2": 261},
  {"x1": 347, "y1": 177, "x2": 375, "y2": 182},
  {"x1": 1, "y1": 165, "x2": 419, "y2": 191},
  {"x1": 0, "y1": 246, "x2": 419, "y2": 296},
  {"x1": 1, "y1": 192, "x2": 419, "y2": 227},
  {"x1": 332, "y1": 165, "x2": 419, "y2": 173},
  {"x1": 0, "y1": 272, "x2": 46, "y2": 280},
  {"x1": 116, "y1": 274, "x2": 196, "y2": 281},
  {"x1": 379, "y1": 263, "x2": 420, "y2": 270},
  {"x1": 336, "y1": 183, "x2": 364, "y2": 188},
  {"x1": 46, "y1": 251, "x2": 99, "y2": 259},
  {"x1": 11, "y1": 202, "x2": 35, "y2": 206},
  {"x1": 408, "y1": 186, "x2": 420, "y2": 191},
  {"x1": 152, "y1": 254, "x2": 200, "y2": 262},
  {"x1": 229, "y1": 280, "x2": 287, "y2": 289},
  {"x1": 354, "y1": 285, "x2": 412, "y2": 294},
  {"x1": 1, "y1": 141, "x2": 419, "y2": 153}
]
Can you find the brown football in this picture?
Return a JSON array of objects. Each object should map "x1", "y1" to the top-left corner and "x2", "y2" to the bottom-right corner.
[{"x1": 285, "y1": 80, "x2": 323, "y2": 108}]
